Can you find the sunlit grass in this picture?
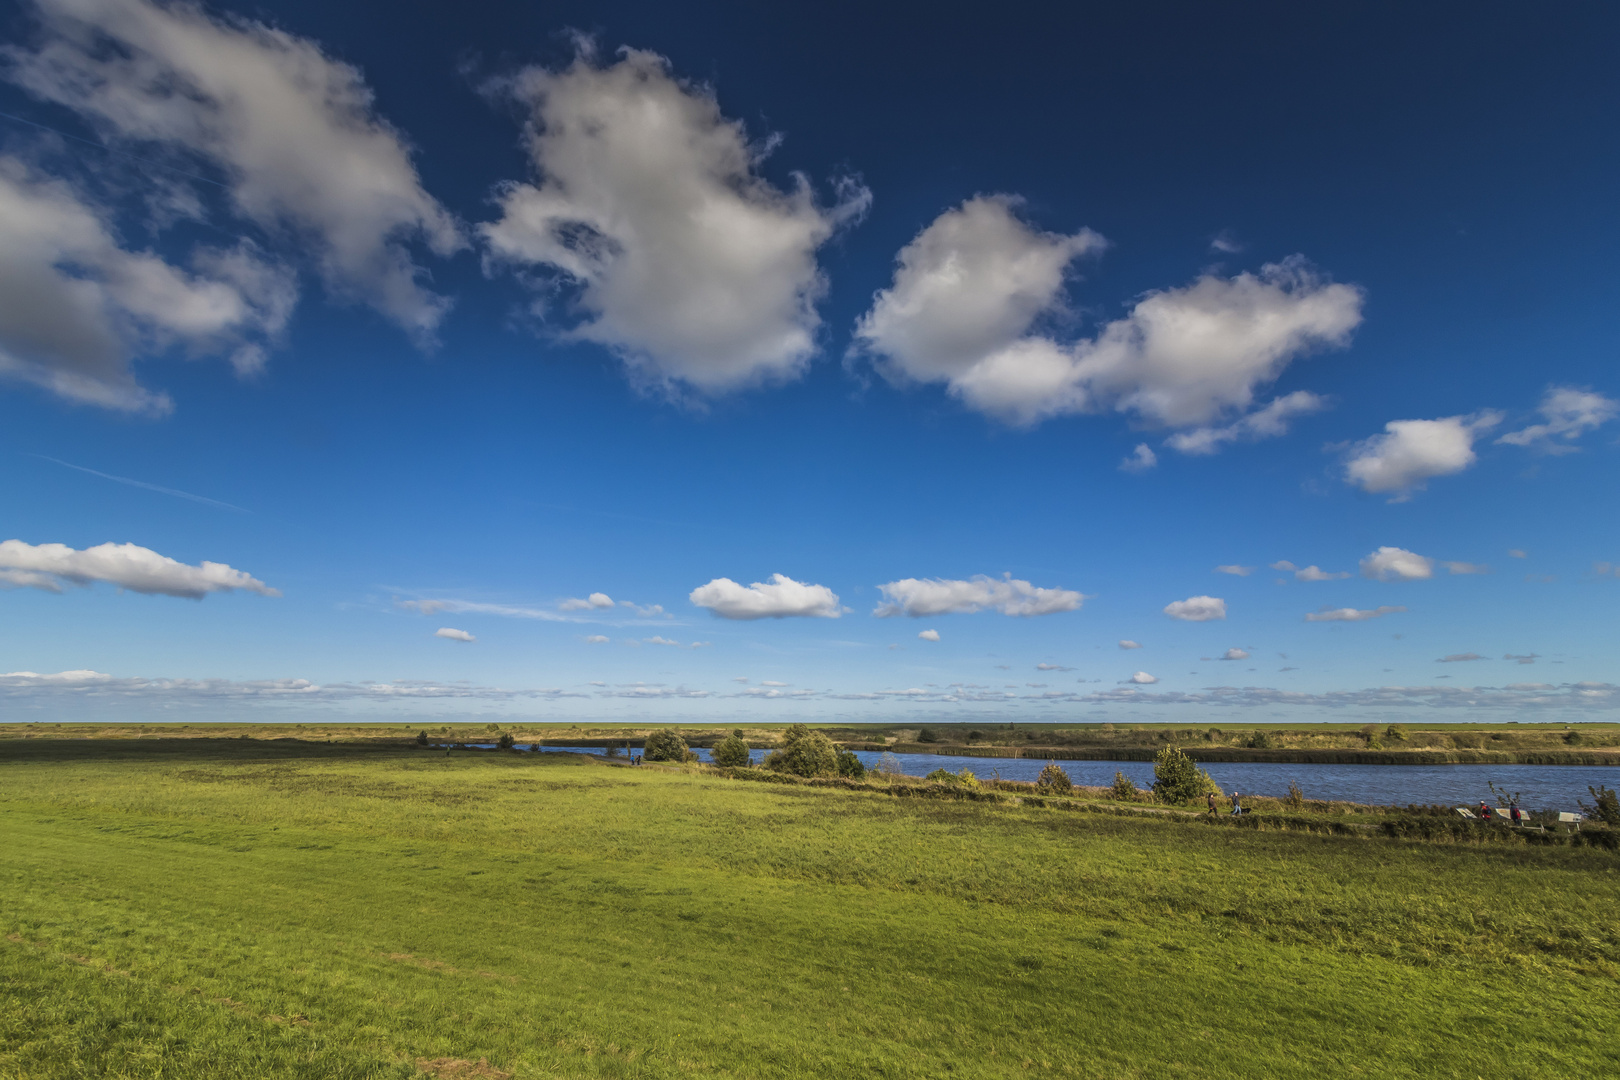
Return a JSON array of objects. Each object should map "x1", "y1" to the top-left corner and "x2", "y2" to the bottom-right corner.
[{"x1": 1, "y1": 739, "x2": 1616, "y2": 1078}]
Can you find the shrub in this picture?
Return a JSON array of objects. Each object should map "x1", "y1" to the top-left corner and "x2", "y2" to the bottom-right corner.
[
  {"x1": 917, "y1": 728, "x2": 939, "y2": 743},
  {"x1": 1385, "y1": 724, "x2": 1408, "y2": 741},
  {"x1": 874, "y1": 752, "x2": 904, "y2": 779},
  {"x1": 1035, "y1": 762, "x2": 1073, "y2": 795},
  {"x1": 967, "y1": 730, "x2": 983, "y2": 742},
  {"x1": 1247, "y1": 730, "x2": 1274, "y2": 750},
  {"x1": 496, "y1": 732, "x2": 516, "y2": 750},
  {"x1": 415, "y1": 730, "x2": 429, "y2": 746},
  {"x1": 711, "y1": 733, "x2": 752, "y2": 768},
  {"x1": 1564, "y1": 730, "x2": 1582, "y2": 744},
  {"x1": 1152, "y1": 746, "x2": 1220, "y2": 803},
  {"x1": 836, "y1": 748, "x2": 866, "y2": 779},
  {"x1": 603, "y1": 743, "x2": 620, "y2": 758},
  {"x1": 643, "y1": 729, "x2": 690, "y2": 762},
  {"x1": 1110, "y1": 772, "x2": 1138, "y2": 801},
  {"x1": 1580, "y1": 785, "x2": 1620, "y2": 826},
  {"x1": 925, "y1": 768, "x2": 978, "y2": 788},
  {"x1": 762, "y1": 724, "x2": 839, "y2": 777},
  {"x1": 1284, "y1": 781, "x2": 1306, "y2": 811}
]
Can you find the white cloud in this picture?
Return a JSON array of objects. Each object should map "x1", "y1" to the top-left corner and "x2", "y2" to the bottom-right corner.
[
  {"x1": 1118, "y1": 639, "x2": 1143, "y2": 650},
  {"x1": 1508, "y1": 548, "x2": 1527, "y2": 559},
  {"x1": 1270, "y1": 560, "x2": 1296, "y2": 572},
  {"x1": 397, "y1": 598, "x2": 565, "y2": 621},
  {"x1": 1035, "y1": 662, "x2": 1072, "y2": 671},
  {"x1": 874, "y1": 573, "x2": 1082, "y2": 617},
  {"x1": 584, "y1": 634, "x2": 609, "y2": 643},
  {"x1": 761, "y1": 680, "x2": 789, "y2": 687},
  {"x1": 1127, "y1": 671, "x2": 1158, "y2": 684},
  {"x1": 917, "y1": 629, "x2": 940, "y2": 641},
  {"x1": 1442, "y1": 561, "x2": 1488, "y2": 575},
  {"x1": 1209, "y1": 229, "x2": 1243, "y2": 254},
  {"x1": 1165, "y1": 390, "x2": 1328, "y2": 455},
  {"x1": 434, "y1": 627, "x2": 475, "y2": 642},
  {"x1": 645, "y1": 635, "x2": 679, "y2": 646},
  {"x1": 0, "y1": 538, "x2": 276, "y2": 598},
  {"x1": 854, "y1": 197, "x2": 1361, "y2": 437},
  {"x1": 560, "y1": 592, "x2": 616, "y2": 610},
  {"x1": 1214, "y1": 648, "x2": 1249, "y2": 661},
  {"x1": 1214, "y1": 565, "x2": 1253, "y2": 576},
  {"x1": 1437, "y1": 652, "x2": 1483, "y2": 663},
  {"x1": 1293, "y1": 565, "x2": 1350, "y2": 582},
  {"x1": 1163, "y1": 595, "x2": 1226, "y2": 622},
  {"x1": 1505, "y1": 653, "x2": 1538, "y2": 664},
  {"x1": 1120, "y1": 443, "x2": 1157, "y2": 472},
  {"x1": 0, "y1": 159, "x2": 295, "y2": 411},
  {"x1": 1496, "y1": 387, "x2": 1617, "y2": 452},
  {"x1": 690, "y1": 573, "x2": 841, "y2": 619},
  {"x1": 1304, "y1": 605, "x2": 1406, "y2": 622},
  {"x1": 1360, "y1": 546, "x2": 1434, "y2": 582},
  {"x1": 6, "y1": 0, "x2": 464, "y2": 344},
  {"x1": 1342, "y1": 412, "x2": 1502, "y2": 500},
  {"x1": 481, "y1": 46, "x2": 867, "y2": 394}
]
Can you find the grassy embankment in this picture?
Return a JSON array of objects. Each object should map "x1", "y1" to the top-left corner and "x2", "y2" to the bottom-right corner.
[
  {"x1": 7, "y1": 719, "x2": 1620, "y2": 766},
  {"x1": 1, "y1": 737, "x2": 1617, "y2": 1079}
]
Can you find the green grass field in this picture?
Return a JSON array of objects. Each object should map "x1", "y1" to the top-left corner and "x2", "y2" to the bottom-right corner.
[{"x1": 2, "y1": 739, "x2": 1616, "y2": 1079}]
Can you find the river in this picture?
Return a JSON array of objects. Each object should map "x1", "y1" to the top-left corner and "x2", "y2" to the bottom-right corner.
[{"x1": 453, "y1": 743, "x2": 1613, "y2": 811}]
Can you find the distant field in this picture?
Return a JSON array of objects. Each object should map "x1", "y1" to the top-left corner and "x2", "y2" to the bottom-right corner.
[{"x1": 2, "y1": 738, "x2": 1617, "y2": 1079}]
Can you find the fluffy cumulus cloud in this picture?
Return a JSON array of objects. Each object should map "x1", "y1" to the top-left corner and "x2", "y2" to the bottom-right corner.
[
  {"x1": 1127, "y1": 671, "x2": 1158, "y2": 684},
  {"x1": 1342, "y1": 412, "x2": 1501, "y2": 499},
  {"x1": 559, "y1": 592, "x2": 615, "y2": 611},
  {"x1": 0, "y1": 159, "x2": 295, "y2": 412},
  {"x1": 1163, "y1": 595, "x2": 1226, "y2": 622},
  {"x1": 917, "y1": 629, "x2": 940, "y2": 642},
  {"x1": 1119, "y1": 443, "x2": 1157, "y2": 473},
  {"x1": 689, "y1": 573, "x2": 841, "y2": 619},
  {"x1": 1213, "y1": 648, "x2": 1249, "y2": 661},
  {"x1": 1118, "y1": 639, "x2": 1143, "y2": 649},
  {"x1": 434, "y1": 627, "x2": 475, "y2": 642},
  {"x1": 1360, "y1": 546, "x2": 1434, "y2": 582},
  {"x1": 0, "y1": 538, "x2": 276, "y2": 598},
  {"x1": 1272, "y1": 560, "x2": 1350, "y2": 582},
  {"x1": 1496, "y1": 387, "x2": 1617, "y2": 452},
  {"x1": 854, "y1": 197, "x2": 1361, "y2": 439},
  {"x1": 1304, "y1": 605, "x2": 1406, "y2": 622},
  {"x1": 873, "y1": 573, "x2": 1082, "y2": 617},
  {"x1": 5, "y1": 0, "x2": 463, "y2": 346},
  {"x1": 481, "y1": 46, "x2": 867, "y2": 394}
]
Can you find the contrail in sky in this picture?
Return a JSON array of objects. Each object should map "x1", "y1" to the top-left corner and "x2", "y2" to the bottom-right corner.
[{"x1": 31, "y1": 455, "x2": 249, "y2": 513}]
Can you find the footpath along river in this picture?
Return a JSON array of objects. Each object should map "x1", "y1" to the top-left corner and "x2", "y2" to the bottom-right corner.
[{"x1": 472, "y1": 744, "x2": 1615, "y2": 811}]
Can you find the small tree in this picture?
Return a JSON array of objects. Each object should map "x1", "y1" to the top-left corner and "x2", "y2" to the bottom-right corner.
[
  {"x1": 1110, "y1": 771, "x2": 1138, "y2": 801},
  {"x1": 1152, "y1": 746, "x2": 1219, "y2": 803},
  {"x1": 1580, "y1": 785, "x2": 1620, "y2": 826},
  {"x1": 1035, "y1": 762, "x2": 1073, "y2": 795},
  {"x1": 415, "y1": 730, "x2": 429, "y2": 746},
  {"x1": 917, "y1": 728, "x2": 939, "y2": 743},
  {"x1": 711, "y1": 733, "x2": 752, "y2": 768},
  {"x1": 836, "y1": 748, "x2": 865, "y2": 779},
  {"x1": 496, "y1": 732, "x2": 515, "y2": 750},
  {"x1": 763, "y1": 724, "x2": 839, "y2": 777},
  {"x1": 643, "y1": 729, "x2": 690, "y2": 762},
  {"x1": 874, "y1": 752, "x2": 904, "y2": 779},
  {"x1": 1284, "y1": 780, "x2": 1306, "y2": 811}
]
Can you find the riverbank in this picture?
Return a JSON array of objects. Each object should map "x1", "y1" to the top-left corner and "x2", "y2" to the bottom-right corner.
[{"x1": 883, "y1": 743, "x2": 1620, "y2": 765}]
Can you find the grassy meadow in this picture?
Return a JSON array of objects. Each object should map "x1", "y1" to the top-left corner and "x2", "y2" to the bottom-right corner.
[{"x1": 1, "y1": 736, "x2": 1617, "y2": 1079}]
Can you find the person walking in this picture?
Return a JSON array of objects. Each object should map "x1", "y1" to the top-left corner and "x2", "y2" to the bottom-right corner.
[
  {"x1": 1207, "y1": 791, "x2": 1218, "y2": 815},
  {"x1": 1230, "y1": 791, "x2": 1243, "y2": 815}
]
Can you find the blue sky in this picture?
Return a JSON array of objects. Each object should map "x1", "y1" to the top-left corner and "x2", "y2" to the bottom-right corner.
[{"x1": 2, "y1": 0, "x2": 1618, "y2": 724}]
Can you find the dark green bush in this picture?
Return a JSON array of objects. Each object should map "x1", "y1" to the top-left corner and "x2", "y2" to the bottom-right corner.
[
  {"x1": 917, "y1": 728, "x2": 939, "y2": 743},
  {"x1": 1284, "y1": 781, "x2": 1306, "y2": 811},
  {"x1": 1247, "y1": 731, "x2": 1274, "y2": 750},
  {"x1": 1153, "y1": 746, "x2": 1219, "y2": 803},
  {"x1": 1385, "y1": 724, "x2": 1408, "y2": 741},
  {"x1": 643, "y1": 729, "x2": 690, "y2": 762},
  {"x1": 836, "y1": 748, "x2": 865, "y2": 779},
  {"x1": 415, "y1": 730, "x2": 429, "y2": 746},
  {"x1": 496, "y1": 732, "x2": 515, "y2": 750},
  {"x1": 763, "y1": 724, "x2": 839, "y2": 777},
  {"x1": 1581, "y1": 785, "x2": 1620, "y2": 826},
  {"x1": 1035, "y1": 762, "x2": 1073, "y2": 795},
  {"x1": 925, "y1": 767, "x2": 979, "y2": 788},
  {"x1": 711, "y1": 734, "x2": 752, "y2": 768}
]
